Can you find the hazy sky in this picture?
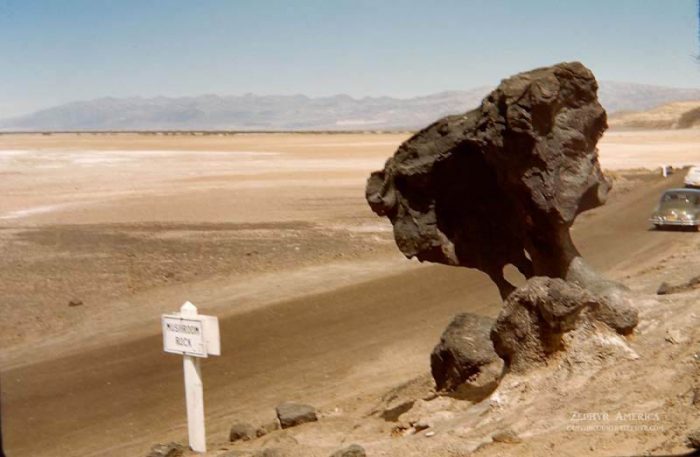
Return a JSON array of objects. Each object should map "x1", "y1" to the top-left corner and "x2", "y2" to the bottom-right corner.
[{"x1": 1, "y1": 0, "x2": 699, "y2": 117}]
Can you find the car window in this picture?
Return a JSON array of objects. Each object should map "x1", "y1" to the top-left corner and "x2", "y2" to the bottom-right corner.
[{"x1": 662, "y1": 192, "x2": 699, "y2": 204}]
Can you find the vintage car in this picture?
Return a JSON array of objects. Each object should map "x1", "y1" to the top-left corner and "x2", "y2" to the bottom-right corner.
[
  {"x1": 685, "y1": 166, "x2": 700, "y2": 188},
  {"x1": 650, "y1": 188, "x2": 700, "y2": 230}
]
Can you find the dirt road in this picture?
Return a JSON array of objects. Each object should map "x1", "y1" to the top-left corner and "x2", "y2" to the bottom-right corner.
[{"x1": 1, "y1": 163, "x2": 687, "y2": 455}]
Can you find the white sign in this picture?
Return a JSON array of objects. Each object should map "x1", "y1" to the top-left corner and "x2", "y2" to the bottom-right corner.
[
  {"x1": 162, "y1": 311, "x2": 220, "y2": 358},
  {"x1": 162, "y1": 316, "x2": 207, "y2": 357},
  {"x1": 161, "y1": 301, "x2": 220, "y2": 453}
]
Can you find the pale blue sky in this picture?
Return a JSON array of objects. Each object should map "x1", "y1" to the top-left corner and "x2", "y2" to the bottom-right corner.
[{"x1": 0, "y1": 0, "x2": 699, "y2": 117}]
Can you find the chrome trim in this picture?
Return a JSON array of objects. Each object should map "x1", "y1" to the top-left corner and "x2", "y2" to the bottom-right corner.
[{"x1": 649, "y1": 219, "x2": 698, "y2": 226}]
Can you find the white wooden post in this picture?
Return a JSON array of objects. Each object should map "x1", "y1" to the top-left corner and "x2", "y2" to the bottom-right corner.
[
  {"x1": 180, "y1": 302, "x2": 206, "y2": 453},
  {"x1": 162, "y1": 302, "x2": 219, "y2": 454}
]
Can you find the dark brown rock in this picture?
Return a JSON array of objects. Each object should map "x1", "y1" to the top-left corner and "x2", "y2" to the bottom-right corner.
[
  {"x1": 430, "y1": 313, "x2": 501, "y2": 392},
  {"x1": 366, "y1": 61, "x2": 637, "y2": 334},
  {"x1": 275, "y1": 402, "x2": 318, "y2": 429},
  {"x1": 490, "y1": 277, "x2": 598, "y2": 372},
  {"x1": 229, "y1": 422, "x2": 258, "y2": 442}
]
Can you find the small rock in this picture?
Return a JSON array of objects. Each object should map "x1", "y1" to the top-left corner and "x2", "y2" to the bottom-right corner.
[
  {"x1": 413, "y1": 421, "x2": 430, "y2": 432},
  {"x1": 687, "y1": 429, "x2": 700, "y2": 449},
  {"x1": 656, "y1": 282, "x2": 671, "y2": 295},
  {"x1": 146, "y1": 442, "x2": 185, "y2": 457},
  {"x1": 329, "y1": 444, "x2": 366, "y2": 457},
  {"x1": 275, "y1": 402, "x2": 318, "y2": 429},
  {"x1": 68, "y1": 299, "x2": 84, "y2": 307},
  {"x1": 430, "y1": 313, "x2": 500, "y2": 392},
  {"x1": 492, "y1": 428, "x2": 522, "y2": 444},
  {"x1": 425, "y1": 431, "x2": 435, "y2": 437},
  {"x1": 229, "y1": 422, "x2": 258, "y2": 442},
  {"x1": 665, "y1": 328, "x2": 688, "y2": 344}
]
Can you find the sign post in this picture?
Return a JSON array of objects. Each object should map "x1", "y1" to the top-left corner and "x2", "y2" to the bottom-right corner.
[
  {"x1": 1, "y1": 374, "x2": 5, "y2": 457},
  {"x1": 162, "y1": 302, "x2": 220, "y2": 453}
]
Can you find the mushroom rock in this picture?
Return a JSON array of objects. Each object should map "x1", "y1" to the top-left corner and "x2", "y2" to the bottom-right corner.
[{"x1": 366, "y1": 61, "x2": 637, "y2": 333}]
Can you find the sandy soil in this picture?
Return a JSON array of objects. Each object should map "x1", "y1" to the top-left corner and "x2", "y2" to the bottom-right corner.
[{"x1": 0, "y1": 131, "x2": 698, "y2": 457}]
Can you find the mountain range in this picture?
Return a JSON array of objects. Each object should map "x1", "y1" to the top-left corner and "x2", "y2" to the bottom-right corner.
[{"x1": 3, "y1": 81, "x2": 700, "y2": 131}]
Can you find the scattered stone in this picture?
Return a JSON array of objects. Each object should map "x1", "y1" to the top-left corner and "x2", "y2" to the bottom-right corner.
[
  {"x1": 329, "y1": 444, "x2": 366, "y2": 457},
  {"x1": 425, "y1": 431, "x2": 435, "y2": 437},
  {"x1": 492, "y1": 428, "x2": 522, "y2": 444},
  {"x1": 657, "y1": 282, "x2": 672, "y2": 295},
  {"x1": 68, "y1": 299, "x2": 83, "y2": 307},
  {"x1": 275, "y1": 402, "x2": 318, "y2": 429},
  {"x1": 687, "y1": 429, "x2": 700, "y2": 449},
  {"x1": 657, "y1": 275, "x2": 700, "y2": 295},
  {"x1": 145, "y1": 442, "x2": 185, "y2": 457},
  {"x1": 490, "y1": 277, "x2": 598, "y2": 372},
  {"x1": 413, "y1": 421, "x2": 430, "y2": 432},
  {"x1": 430, "y1": 313, "x2": 501, "y2": 392},
  {"x1": 229, "y1": 422, "x2": 258, "y2": 442}
]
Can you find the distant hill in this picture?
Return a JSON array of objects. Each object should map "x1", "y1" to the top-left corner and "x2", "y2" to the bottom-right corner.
[
  {"x1": 608, "y1": 100, "x2": 700, "y2": 129},
  {"x1": 3, "y1": 82, "x2": 700, "y2": 132}
]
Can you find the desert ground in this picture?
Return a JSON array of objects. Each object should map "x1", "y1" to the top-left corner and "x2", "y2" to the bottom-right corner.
[{"x1": 0, "y1": 130, "x2": 699, "y2": 456}]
